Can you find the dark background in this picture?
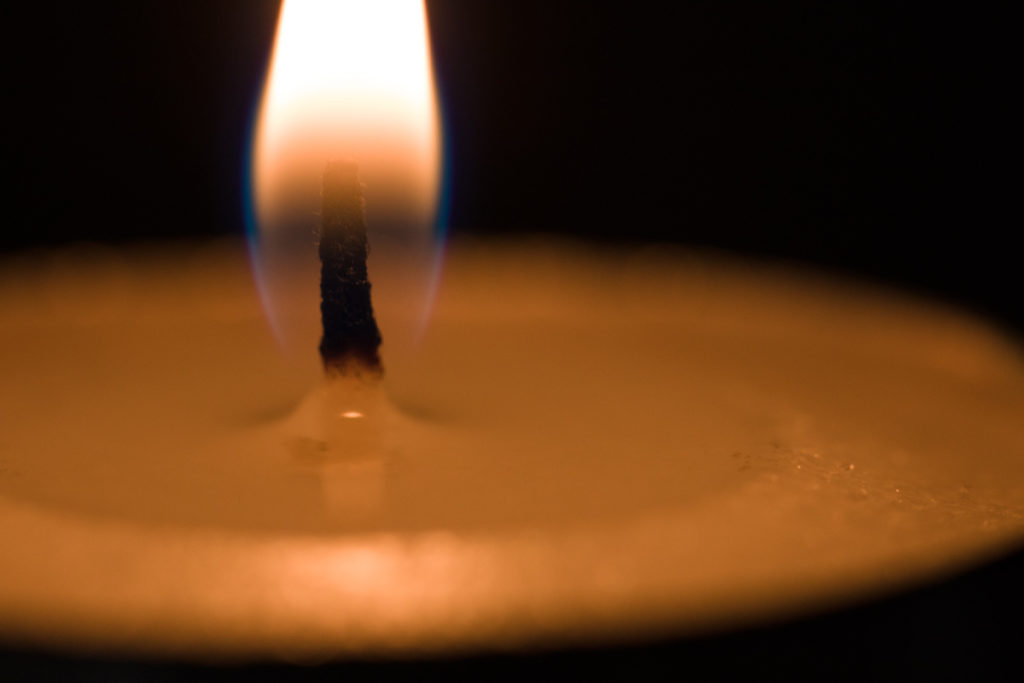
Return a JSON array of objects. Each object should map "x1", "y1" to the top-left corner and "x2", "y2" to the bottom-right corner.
[
  {"x1": 1, "y1": 1, "x2": 1021, "y2": 679},
  {"x1": 0, "y1": 1, "x2": 1019, "y2": 331}
]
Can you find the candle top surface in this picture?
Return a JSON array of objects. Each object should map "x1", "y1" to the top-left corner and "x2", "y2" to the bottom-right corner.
[{"x1": 0, "y1": 239, "x2": 1022, "y2": 660}]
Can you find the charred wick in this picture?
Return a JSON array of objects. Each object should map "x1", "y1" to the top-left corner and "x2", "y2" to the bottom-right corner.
[{"x1": 318, "y1": 161, "x2": 383, "y2": 376}]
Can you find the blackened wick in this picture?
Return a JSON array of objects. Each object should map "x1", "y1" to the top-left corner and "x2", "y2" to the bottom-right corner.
[{"x1": 318, "y1": 160, "x2": 383, "y2": 375}]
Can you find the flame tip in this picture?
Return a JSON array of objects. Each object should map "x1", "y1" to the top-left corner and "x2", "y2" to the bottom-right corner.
[{"x1": 252, "y1": 0, "x2": 440, "y2": 237}]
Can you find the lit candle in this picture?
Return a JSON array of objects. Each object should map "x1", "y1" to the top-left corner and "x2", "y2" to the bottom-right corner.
[{"x1": 1, "y1": 0, "x2": 1022, "y2": 665}]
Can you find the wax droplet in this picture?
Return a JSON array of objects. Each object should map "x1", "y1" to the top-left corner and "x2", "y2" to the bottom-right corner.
[{"x1": 283, "y1": 376, "x2": 399, "y2": 463}]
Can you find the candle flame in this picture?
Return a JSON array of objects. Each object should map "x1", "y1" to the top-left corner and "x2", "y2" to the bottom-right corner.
[
  {"x1": 253, "y1": 0, "x2": 440, "y2": 237},
  {"x1": 248, "y1": 0, "x2": 443, "y2": 356}
]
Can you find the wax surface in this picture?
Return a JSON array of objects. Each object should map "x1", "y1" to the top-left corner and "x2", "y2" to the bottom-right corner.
[{"x1": 0, "y1": 239, "x2": 1022, "y2": 659}]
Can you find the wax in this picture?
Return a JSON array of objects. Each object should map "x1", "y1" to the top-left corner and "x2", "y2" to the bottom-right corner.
[{"x1": 0, "y1": 239, "x2": 1021, "y2": 659}]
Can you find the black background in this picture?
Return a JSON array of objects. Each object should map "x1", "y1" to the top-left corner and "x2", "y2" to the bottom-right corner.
[
  {"x1": 1, "y1": 1, "x2": 1019, "y2": 331},
  {"x1": 1, "y1": 1, "x2": 1021, "y2": 679}
]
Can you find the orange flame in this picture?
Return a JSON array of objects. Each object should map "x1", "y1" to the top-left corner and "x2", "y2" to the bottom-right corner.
[{"x1": 253, "y1": 0, "x2": 441, "y2": 242}]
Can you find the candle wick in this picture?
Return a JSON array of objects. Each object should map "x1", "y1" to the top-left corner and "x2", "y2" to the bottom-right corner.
[{"x1": 318, "y1": 160, "x2": 383, "y2": 377}]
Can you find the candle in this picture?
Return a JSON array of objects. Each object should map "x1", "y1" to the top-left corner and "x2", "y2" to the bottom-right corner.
[
  {"x1": 1, "y1": 235, "x2": 1022, "y2": 658},
  {"x1": 1, "y1": 0, "x2": 1021, "y2": 671}
]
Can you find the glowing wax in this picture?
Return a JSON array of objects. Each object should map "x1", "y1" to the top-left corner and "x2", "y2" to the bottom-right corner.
[{"x1": 0, "y1": 239, "x2": 1022, "y2": 659}]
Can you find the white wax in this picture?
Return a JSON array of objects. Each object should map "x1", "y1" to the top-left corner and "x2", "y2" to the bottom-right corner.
[{"x1": 0, "y1": 239, "x2": 1021, "y2": 659}]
